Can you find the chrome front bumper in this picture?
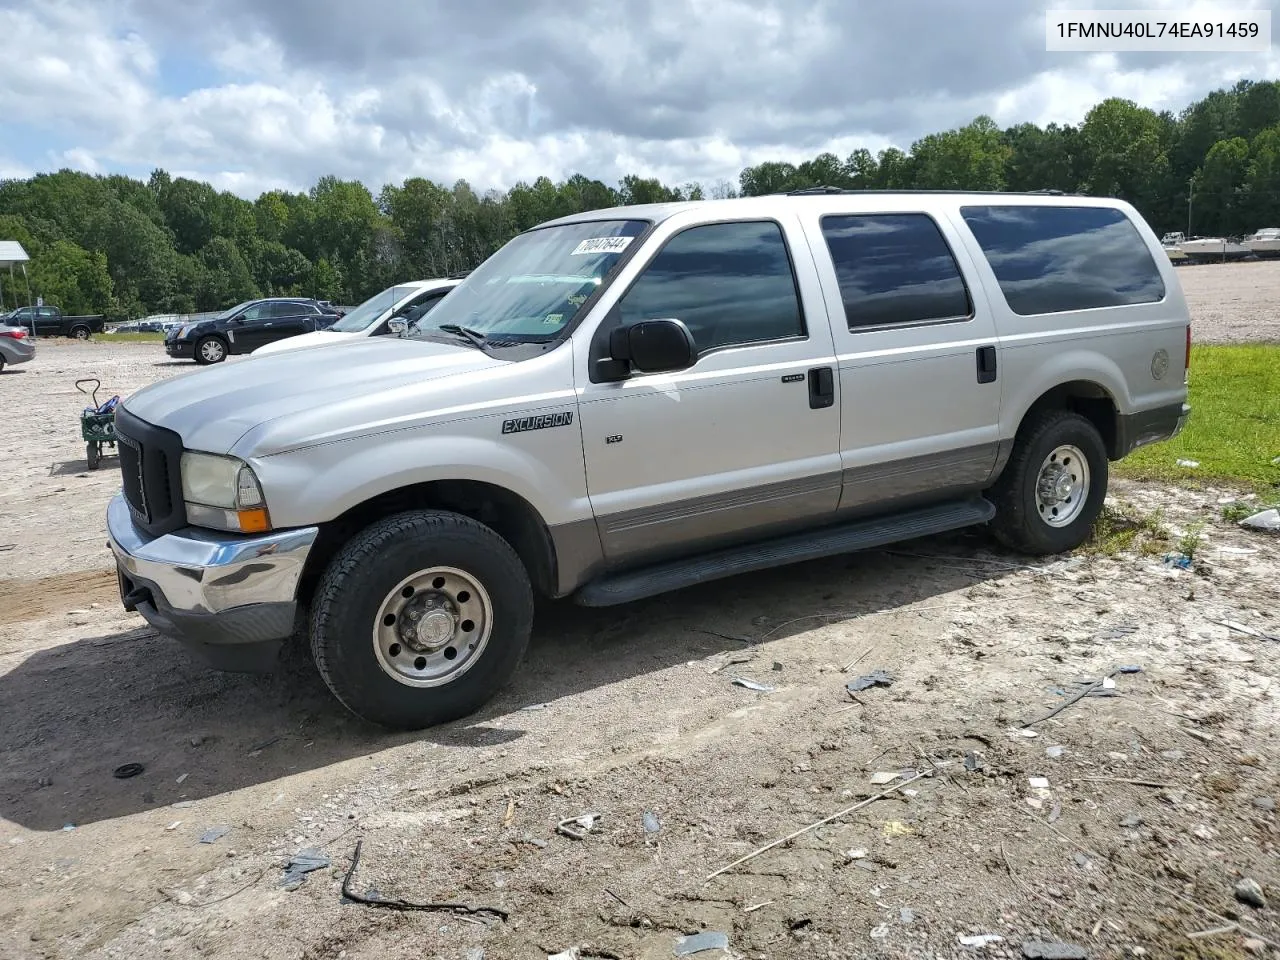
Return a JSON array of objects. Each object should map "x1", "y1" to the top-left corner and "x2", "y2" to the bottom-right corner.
[{"x1": 106, "y1": 493, "x2": 319, "y2": 669}]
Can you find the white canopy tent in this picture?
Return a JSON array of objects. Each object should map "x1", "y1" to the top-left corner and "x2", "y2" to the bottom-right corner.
[{"x1": 0, "y1": 240, "x2": 32, "y2": 314}]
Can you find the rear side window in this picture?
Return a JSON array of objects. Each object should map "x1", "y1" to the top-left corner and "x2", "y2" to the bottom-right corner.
[
  {"x1": 961, "y1": 205, "x2": 1165, "y2": 315},
  {"x1": 618, "y1": 220, "x2": 804, "y2": 353},
  {"x1": 819, "y1": 214, "x2": 971, "y2": 329}
]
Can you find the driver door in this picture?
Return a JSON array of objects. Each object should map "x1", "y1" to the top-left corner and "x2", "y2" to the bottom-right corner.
[
  {"x1": 575, "y1": 216, "x2": 843, "y2": 566},
  {"x1": 226, "y1": 302, "x2": 273, "y2": 352}
]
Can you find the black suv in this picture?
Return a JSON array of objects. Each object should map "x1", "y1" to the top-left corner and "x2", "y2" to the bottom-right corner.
[{"x1": 165, "y1": 298, "x2": 342, "y2": 364}]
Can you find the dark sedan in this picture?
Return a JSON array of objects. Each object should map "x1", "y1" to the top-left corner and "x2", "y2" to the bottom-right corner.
[{"x1": 165, "y1": 298, "x2": 341, "y2": 364}]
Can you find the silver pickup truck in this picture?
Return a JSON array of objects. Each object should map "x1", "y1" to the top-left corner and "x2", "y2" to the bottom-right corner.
[{"x1": 106, "y1": 190, "x2": 1190, "y2": 729}]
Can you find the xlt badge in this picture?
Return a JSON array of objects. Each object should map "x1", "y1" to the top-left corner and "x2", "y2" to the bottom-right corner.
[{"x1": 501, "y1": 411, "x2": 575, "y2": 434}]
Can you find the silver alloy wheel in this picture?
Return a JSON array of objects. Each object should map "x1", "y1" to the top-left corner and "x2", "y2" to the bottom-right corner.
[
  {"x1": 199, "y1": 338, "x2": 225, "y2": 362},
  {"x1": 72, "y1": 326, "x2": 90, "y2": 340},
  {"x1": 371, "y1": 565, "x2": 493, "y2": 688},
  {"x1": 1035, "y1": 443, "x2": 1090, "y2": 528}
]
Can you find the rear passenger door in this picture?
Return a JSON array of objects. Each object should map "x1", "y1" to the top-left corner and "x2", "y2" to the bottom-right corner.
[
  {"x1": 576, "y1": 216, "x2": 843, "y2": 566},
  {"x1": 264, "y1": 302, "x2": 315, "y2": 343},
  {"x1": 800, "y1": 209, "x2": 1003, "y2": 513}
]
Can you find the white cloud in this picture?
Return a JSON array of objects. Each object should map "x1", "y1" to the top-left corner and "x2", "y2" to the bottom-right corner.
[{"x1": 2, "y1": 0, "x2": 1279, "y2": 199}]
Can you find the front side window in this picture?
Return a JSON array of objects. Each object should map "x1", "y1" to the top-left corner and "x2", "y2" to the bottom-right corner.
[
  {"x1": 617, "y1": 220, "x2": 805, "y2": 353},
  {"x1": 820, "y1": 214, "x2": 971, "y2": 330},
  {"x1": 414, "y1": 219, "x2": 649, "y2": 342},
  {"x1": 238, "y1": 303, "x2": 269, "y2": 321},
  {"x1": 961, "y1": 205, "x2": 1166, "y2": 315}
]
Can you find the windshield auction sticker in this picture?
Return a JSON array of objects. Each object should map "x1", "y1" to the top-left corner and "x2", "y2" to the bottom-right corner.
[{"x1": 570, "y1": 236, "x2": 634, "y2": 255}]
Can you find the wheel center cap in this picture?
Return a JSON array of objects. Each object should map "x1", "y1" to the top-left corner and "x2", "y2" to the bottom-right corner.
[
  {"x1": 1039, "y1": 467, "x2": 1074, "y2": 504},
  {"x1": 416, "y1": 610, "x2": 455, "y2": 648}
]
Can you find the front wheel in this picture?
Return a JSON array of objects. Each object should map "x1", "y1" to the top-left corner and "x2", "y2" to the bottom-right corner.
[
  {"x1": 988, "y1": 410, "x2": 1108, "y2": 555},
  {"x1": 194, "y1": 336, "x2": 227, "y2": 364},
  {"x1": 86, "y1": 442, "x2": 100, "y2": 470},
  {"x1": 310, "y1": 510, "x2": 534, "y2": 729}
]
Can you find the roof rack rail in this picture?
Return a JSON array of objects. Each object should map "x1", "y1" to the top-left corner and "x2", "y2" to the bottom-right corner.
[{"x1": 778, "y1": 186, "x2": 1081, "y2": 197}]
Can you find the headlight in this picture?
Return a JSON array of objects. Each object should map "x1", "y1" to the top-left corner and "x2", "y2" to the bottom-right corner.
[
  {"x1": 180, "y1": 452, "x2": 270, "y2": 533},
  {"x1": 177, "y1": 324, "x2": 195, "y2": 338}
]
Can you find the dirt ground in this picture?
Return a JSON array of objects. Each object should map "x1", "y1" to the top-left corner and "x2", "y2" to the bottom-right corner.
[{"x1": 1, "y1": 262, "x2": 1278, "y2": 960}]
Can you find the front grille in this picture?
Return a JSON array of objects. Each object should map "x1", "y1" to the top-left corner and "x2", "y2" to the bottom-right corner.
[{"x1": 114, "y1": 405, "x2": 187, "y2": 537}]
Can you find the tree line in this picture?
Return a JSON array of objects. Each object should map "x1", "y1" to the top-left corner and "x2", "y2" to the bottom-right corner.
[{"x1": 2, "y1": 78, "x2": 1280, "y2": 320}]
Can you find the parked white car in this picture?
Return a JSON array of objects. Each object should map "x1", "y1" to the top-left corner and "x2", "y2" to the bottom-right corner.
[{"x1": 251, "y1": 279, "x2": 461, "y2": 356}]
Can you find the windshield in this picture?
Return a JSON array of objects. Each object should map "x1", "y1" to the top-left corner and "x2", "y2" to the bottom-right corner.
[
  {"x1": 414, "y1": 219, "x2": 648, "y2": 342},
  {"x1": 213, "y1": 300, "x2": 254, "y2": 321},
  {"x1": 330, "y1": 284, "x2": 422, "y2": 332}
]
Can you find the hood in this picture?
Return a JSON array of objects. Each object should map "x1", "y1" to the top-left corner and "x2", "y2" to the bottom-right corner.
[
  {"x1": 123, "y1": 337, "x2": 506, "y2": 455},
  {"x1": 252, "y1": 330, "x2": 365, "y2": 356}
]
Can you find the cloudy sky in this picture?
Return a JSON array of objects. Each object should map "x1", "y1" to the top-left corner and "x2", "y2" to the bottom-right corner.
[{"x1": 1, "y1": 0, "x2": 1278, "y2": 198}]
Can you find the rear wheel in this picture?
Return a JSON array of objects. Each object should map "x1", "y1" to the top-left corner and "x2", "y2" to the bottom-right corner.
[
  {"x1": 194, "y1": 335, "x2": 227, "y2": 364},
  {"x1": 310, "y1": 510, "x2": 534, "y2": 729},
  {"x1": 988, "y1": 410, "x2": 1108, "y2": 555},
  {"x1": 86, "y1": 442, "x2": 100, "y2": 470},
  {"x1": 70, "y1": 325, "x2": 91, "y2": 340}
]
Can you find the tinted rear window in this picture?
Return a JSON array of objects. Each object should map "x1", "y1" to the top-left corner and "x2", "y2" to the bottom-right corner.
[
  {"x1": 961, "y1": 205, "x2": 1165, "y2": 316},
  {"x1": 820, "y1": 214, "x2": 971, "y2": 329}
]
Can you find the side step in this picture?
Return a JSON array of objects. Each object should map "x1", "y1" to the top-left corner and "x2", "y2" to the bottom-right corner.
[{"x1": 573, "y1": 497, "x2": 996, "y2": 608}]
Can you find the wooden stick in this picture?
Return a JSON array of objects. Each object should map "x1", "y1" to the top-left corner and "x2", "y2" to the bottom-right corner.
[
  {"x1": 840, "y1": 647, "x2": 874, "y2": 673},
  {"x1": 1187, "y1": 923, "x2": 1237, "y2": 940},
  {"x1": 1018, "y1": 808, "x2": 1278, "y2": 949},
  {"x1": 1072, "y1": 777, "x2": 1180, "y2": 789},
  {"x1": 1020, "y1": 670, "x2": 1117, "y2": 728},
  {"x1": 704, "y1": 773, "x2": 929, "y2": 882}
]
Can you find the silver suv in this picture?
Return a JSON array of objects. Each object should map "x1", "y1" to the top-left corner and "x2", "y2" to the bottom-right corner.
[{"x1": 106, "y1": 190, "x2": 1190, "y2": 729}]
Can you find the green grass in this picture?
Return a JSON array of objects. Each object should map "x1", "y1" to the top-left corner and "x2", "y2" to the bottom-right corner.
[
  {"x1": 101, "y1": 332, "x2": 165, "y2": 342},
  {"x1": 1082, "y1": 501, "x2": 1171, "y2": 556},
  {"x1": 1115, "y1": 344, "x2": 1280, "y2": 490}
]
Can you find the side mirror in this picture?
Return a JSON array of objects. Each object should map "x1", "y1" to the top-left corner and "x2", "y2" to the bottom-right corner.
[
  {"x1": 597, "y1": 318, "x2": 697, "y2": 380},
  {"x1": 387, "y1": 318, "x2": 409, "y2": 336}
]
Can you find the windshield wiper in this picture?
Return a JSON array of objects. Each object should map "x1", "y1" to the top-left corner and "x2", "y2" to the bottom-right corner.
[{"x1": 435, "y1": 323, "x2": 491, "y2": 351}]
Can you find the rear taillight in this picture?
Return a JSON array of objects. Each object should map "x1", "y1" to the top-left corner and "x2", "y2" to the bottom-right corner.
[
  {"x1": 1185, "y1": 324, "x2": 1191, "y2": 370},
  {"x1": 0, "y1": 329, "x2": 26, "y2": 340}
]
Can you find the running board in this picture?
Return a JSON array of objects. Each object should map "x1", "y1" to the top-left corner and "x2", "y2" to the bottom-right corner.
[{"x1": 573, "y1": 497, "x2": 996, "y2": 608}]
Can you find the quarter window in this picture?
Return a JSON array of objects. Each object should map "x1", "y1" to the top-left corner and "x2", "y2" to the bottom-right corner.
[
  {"x1": 820, "y1": 214, "x2": 971, "y2": 330},
  {"x1": 961, "y1": 205, "x2": 1166, "y2": 315},
  {"x1": 617, "y1": 221, "x2": 805, "y2": 353}
]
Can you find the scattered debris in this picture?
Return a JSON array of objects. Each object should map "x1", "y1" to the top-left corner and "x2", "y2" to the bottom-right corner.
[
  {"x1": 175, "y1": 773, "x2": 189, "y2": 785},
  {"x1": 1021, "y1": 669, "x2": 1123, "y2": 727},
  {"x1": 869, "y1": 923, "x2": 890, "y2": 939},
  {"x1": 900, "y1": 907, "x2": 915, "y2": 924},
  {"x1": 466, "y1": 950, "x2": 485, "y2": 960},
  {"x1": 1118, "y1": 664, "x2": 1144, "y2": 674},
  {"x1": 61, "y1": 824, "x2": 75, "y2": 832},
  {"x1": 1234, "y1": 878, "x2": 1267, "y2": 909},
  {"x1": 199, "y1": 826, "x2": 230, "y2": 844},
  {"x1": 556, "y1": 813, "x2": 601, "y2": 840},
  {"x1": 870, "y1": 771, "x2": 901, "y2": 785},
  {"x1": 843, "y1": 848, "x2": 868, "y2": 861},
  {"x1": 1239, "y1": 508, "x2": 1280, "y2": 533},
  {"x1": 743, "y1": 900, "x2": 773, "y2": 913},
  {"x1": 1015, "y1": 728, "x2": 1039, "y2": 738},
  {"x1": 643, "y1": 811, "x2": 661, "y2": 835},
  {"x1": 674, "y1": 931, "x2": 729, "y2": 955},
  {"x1": 1120, "y1": 814, "x2": 1143, "y2": 828},
  {"x1": 548, "y1": 949, "x2": 579, "y2": 960},
  {"x1": 1022, "y1": 940, "x2": 1089, "y2": 959},
  {"x1": 730, "y1": 677, "x2": 776, "y2": 693},
  {"x1": 705, "y1": 772, "x2": 928, "y2": 881},
  {"x1": 1163, "y1": 553, "x2": 1192, "y2": 570},
  {"x1": 1045, "y1": 746, "x2": 1065, "y2": 759},
  {"x1": 165, "y1": 821, "x2": 182, "y2": 831},
  {"x1": 521, "y1": 703, "x2": 549, "y2": 711},
  {"x1": 1176, "y1": 458, "x2": 1200, "y2": 468},
  {"x1": 340, "y1": 840, "x2": 507, "y2": 919},
  {"x1": 964, "y1": 751, "x2": 985, "y2": 771},
  {"x1": 280, "y1": 848, "x2": 330, "y2": 888},
  {"x1": 958, "y1": 933, "x2": 1004, "y2": 948},
  {"x1": 247, "y1": 736, "x2": 281, "y2": 756},
  {"x1": 1094, "y1": 624, "x2": 1139, "y2": 640},
  {"x1": 501, "y1": 797, "x2": 515, "y2": 828},
  {"x1": 1212, "y1": 619, "x2": 1280, "y2": 642},
  {"x1": 112, "y1": 763, "x2": 145, "y2": 779},
  {"x1": 846, "y1": 670, "x2": 894, "y2": 693},
  {"x1": 1252, "y1": 796, "x2": 1275, "y2": 812},
  {"x1": 883, "y1": 820, "x2": 912, "y2": 837}
]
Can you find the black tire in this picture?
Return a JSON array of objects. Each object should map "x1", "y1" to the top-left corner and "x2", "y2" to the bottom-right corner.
[
  {"x1": 988, "y1": 410, "x2": 1108, "y2": 555},
  {"x1": 86, "y1": 442, "x2": 100, "y2": 470},
  {"x1": 194, "y1": 335, "x2": 228, "y2": 365},
  {"x1": 310, "y1": 510, "x2": 534, "y2": 729},
  {"x1": 70, "y1": 325, "x2": 91, "y2": 340}
]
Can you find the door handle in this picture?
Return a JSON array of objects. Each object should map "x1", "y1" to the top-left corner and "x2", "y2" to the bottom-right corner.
[
  {"x1": 808, "y1": 366, "x2": 835, "y2": 409},
  {"x1": 976, "y1": 346, "x2": 997, "y2": 384}
]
